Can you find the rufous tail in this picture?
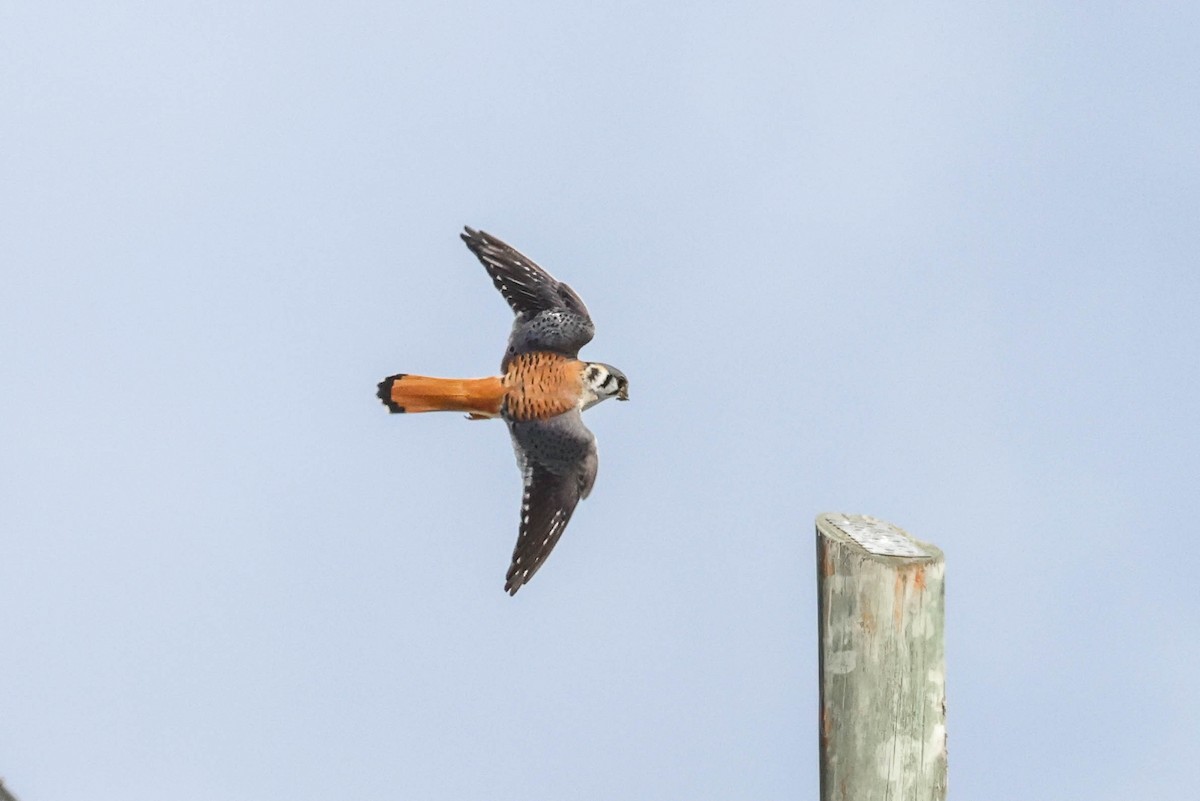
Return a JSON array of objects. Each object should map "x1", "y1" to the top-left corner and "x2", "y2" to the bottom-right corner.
[{"x1": 376, "y1": 373, "x2": 504, "y2": 417}]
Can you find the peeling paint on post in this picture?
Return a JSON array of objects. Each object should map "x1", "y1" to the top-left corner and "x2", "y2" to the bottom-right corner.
[{"x1": 816, "y1": 513, "x2": 947, "y2": 801}]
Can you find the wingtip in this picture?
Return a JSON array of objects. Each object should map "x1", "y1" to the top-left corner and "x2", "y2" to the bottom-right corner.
[
  {"x1": 504, "y1": 569, "x2": 521, "y2": 596},
  {"x1": 461, "y1": 225, "x2": 485, "y2": 249},
  {"x1": 504, "y1": 563, "x2": 533, "y2": 596},
  {"x1": 377, "y1": 374, "x2": 407, "y2": 413}
]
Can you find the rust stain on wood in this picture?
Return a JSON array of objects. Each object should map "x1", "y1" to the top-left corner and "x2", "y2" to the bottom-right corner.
[
  {"x1": 821, "y1": 541, "x2": 835, "y2": 577},
  {"x1": 860, "y1": 605, "x2": 877, "y2": 635},
  {"x1": 894, "y1": 571, "x2": 907, "y2": 628}
]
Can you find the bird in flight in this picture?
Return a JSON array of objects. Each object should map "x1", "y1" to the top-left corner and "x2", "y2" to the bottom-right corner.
[{"x1": 378, "y1": 227, "x2": 629, "y2": 595}]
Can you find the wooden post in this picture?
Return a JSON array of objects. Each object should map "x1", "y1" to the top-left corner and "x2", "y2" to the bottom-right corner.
[{"x1": 816, "y1": 513, "x2": 947, "y2": 801}]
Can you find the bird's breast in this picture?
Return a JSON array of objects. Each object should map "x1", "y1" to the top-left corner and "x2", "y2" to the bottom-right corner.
[{"x1": 502, "y1": 353, "x2": 584, "y2": 421}]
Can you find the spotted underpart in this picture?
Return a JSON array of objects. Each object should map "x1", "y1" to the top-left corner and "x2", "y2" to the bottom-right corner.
[{"x1": 501, "y1": 352, "x2": 585, "y2": 422}]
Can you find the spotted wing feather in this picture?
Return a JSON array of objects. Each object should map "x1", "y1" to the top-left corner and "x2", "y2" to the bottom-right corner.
[
  {"x1": 505, "y1": 410, "x2": 599, "y2": 595},
  {"x1": 460, "y1": 227, "x2": 596, "y2": 369}
]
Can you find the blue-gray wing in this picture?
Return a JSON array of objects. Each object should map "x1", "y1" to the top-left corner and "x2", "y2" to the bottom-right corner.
[
  {"x1": 504, "y1": 409, "x2": 599, "y2": 595},
  {"x1": 460, "y1": 227, "x2": 596, "y2": 369}
]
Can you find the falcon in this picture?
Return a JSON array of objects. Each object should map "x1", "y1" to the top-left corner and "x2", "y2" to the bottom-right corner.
[{"x1": 377, "y1": 227, "x2": 629, "y2": 595}]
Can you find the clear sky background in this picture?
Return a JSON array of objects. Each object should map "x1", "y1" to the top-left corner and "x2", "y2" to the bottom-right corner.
[{"x1": 2, "y1": 2, "x2": 1198, "y2": 799}]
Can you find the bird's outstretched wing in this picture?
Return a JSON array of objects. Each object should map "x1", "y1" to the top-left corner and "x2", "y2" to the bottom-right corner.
[
  {"x1": 505, "y1": 410, "x2": 599, "y2": 595},
  {"x1": 460, "y1": 227, "x2": 596, "y2": 369}
]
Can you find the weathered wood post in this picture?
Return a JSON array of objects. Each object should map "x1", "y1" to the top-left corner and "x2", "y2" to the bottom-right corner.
[{"x1": 816, "y1": 513, "x2": 947, "y2": 801}]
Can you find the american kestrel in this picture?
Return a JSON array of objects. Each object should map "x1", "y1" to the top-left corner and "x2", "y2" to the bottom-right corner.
[{"x1": 377, "y1": 227, "x2": 629, "y2": 595}]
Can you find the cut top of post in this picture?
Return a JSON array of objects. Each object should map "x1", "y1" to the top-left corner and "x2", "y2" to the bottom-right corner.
[{"x1": 816, "y1": 512, "x2": 943, "y2": 563}]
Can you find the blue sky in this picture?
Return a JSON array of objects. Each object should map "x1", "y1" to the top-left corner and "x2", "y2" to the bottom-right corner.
[{"x1": 2, "y1": 2, "x2": 1198, "y2": 799}]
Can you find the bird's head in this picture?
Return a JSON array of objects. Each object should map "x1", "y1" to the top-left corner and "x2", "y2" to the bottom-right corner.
[{"x1": 582, "y1": 362, "x2": 629, "y2": 409}]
